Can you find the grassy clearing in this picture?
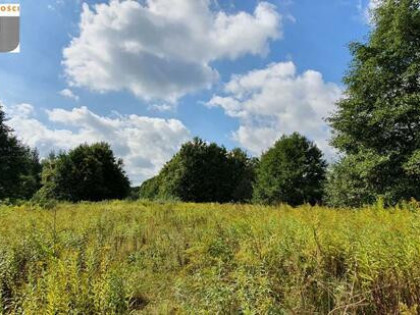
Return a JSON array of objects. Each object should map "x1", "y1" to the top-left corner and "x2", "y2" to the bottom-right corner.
[{"x1": 1, "y1": 201, "x2": 420, "y2": 314}]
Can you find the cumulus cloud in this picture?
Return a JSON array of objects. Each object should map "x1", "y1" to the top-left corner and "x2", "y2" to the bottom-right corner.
[
  {"x1": 4, "y1": 103, "x2": 35, "y2": 118},
  {"x1": 5, "y1": 104, "x2": 191, "y2": 184},
  {"x1": 207, "y1": 61, "x2": 342, "y2": 158},
  {"x1": 63, "y1": 0, "x2": 281, "y2": 102},
  {"x1": 59, "y1": 88, "x2": 79, "y2": 101}
]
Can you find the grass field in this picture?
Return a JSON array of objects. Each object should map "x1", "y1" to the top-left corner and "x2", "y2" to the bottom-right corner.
[{"x1": 1, "y1": 201, "x2": 420, "y2": 314}]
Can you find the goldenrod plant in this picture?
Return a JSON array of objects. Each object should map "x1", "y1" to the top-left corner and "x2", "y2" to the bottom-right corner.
[{"x1": 1, "y1": 200, "x2": 420, "y2": 313}]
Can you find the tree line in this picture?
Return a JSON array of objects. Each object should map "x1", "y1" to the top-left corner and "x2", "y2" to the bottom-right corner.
[
  {"x1": 139, "y1": 134, "x2": 326, "y2": 206},
  {"x1": 1, "y1": 0, "x2": 419, "y2": 207}
]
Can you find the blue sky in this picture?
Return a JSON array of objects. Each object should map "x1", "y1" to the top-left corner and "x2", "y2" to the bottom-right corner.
[{"x1": 1, "y1": 0, "x2": 374, "y2": 184}]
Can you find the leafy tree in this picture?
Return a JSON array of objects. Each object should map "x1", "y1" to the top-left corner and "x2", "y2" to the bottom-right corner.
[
  {"x1": 19, "y1": 150, "x2": 42, "y2": 199},
  {"x1": 253, "y1": 133, "x2": 327, "y2": 206},
  {"x1": 37, "y1": 143, "x2": 130, "y2": 202},
  {"x1": 227, "y1": 148, "x2": 258, "y2": 202},
  {"x1": 138, "y1": 176, "x2": 161, "y2": 200},
  {"x1": 325, "y1": 157, "x2": 376, "y2": 208},
  {"x1": 139, "y1": 138, "x2": 256, "y2": 203},
  {"x1": 328, "y1": 0, "x2": 420, "y2": 206},
  {"x1": 0, "y1": 106, "x2": 41, "y2": 201}
]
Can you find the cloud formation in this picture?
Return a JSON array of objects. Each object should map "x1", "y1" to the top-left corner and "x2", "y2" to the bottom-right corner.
[
  {"x1": 5, "y1": 104, "x2": 190, "y2": 184},
  {"x1": 59, "y1": 88, "x2": 79, "y2": 101},
  {"x1": 63, "y1": 0, "x2": 281, "y2": 102},
  {"x1": 207, "y1": 61, "x2": 342, "y2": 157}
]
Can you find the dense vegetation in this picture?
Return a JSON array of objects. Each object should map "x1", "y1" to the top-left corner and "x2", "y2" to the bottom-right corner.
[
  {"x1": 253, "y1": 133, "x2": 327, "y2": 206},
  {"x1": 327, "y1": 0, "x2": 420, "y2": 206},
  {"x1": 0, "y1": 106, "x2": 41, "y2": 202},
  {"x1": 139, "y1": 138, "x2": 257, "y2": 203},
  {"x1": 34, "y1": 143, "x2": 130, "y2": 202},
  {"x1": 1, "y1": 201, "x2": 420, "y2": 314}
]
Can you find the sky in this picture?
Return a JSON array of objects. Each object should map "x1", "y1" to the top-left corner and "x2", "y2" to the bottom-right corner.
[{"x1": 0, "y1": 0, "x2": 375, "y2": 185}]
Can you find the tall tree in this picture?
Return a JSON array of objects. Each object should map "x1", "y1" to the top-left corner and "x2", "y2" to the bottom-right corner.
[
  {"x1": 37, "y1": 143, "x2": 130, "y2": 202},
  {"x1": 0, "y1": 106, "x2": 41, "y2": 201},
  {"x1": 253, "y1": 133, "x2": 327, "y2": 206},
  {"x1": 328, "y1": 0, "x2": 420, "y2": 206}
]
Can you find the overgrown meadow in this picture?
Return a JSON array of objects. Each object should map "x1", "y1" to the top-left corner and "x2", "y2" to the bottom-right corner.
[{"x1": 1, "y1": 201, "x2": 420, "y2": 314}]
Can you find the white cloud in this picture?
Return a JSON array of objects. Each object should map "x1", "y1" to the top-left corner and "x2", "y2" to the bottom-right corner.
[
  {"x1": 5, "y1": 105, "x2": 191, "y2": 184},
  {"x1": 63, "y1": 0, "x2": 281, "y2": 102},
  {"x1": 207, "y1": 61, "x2": 342, "y2": 158},
  {"x1": 4, "y1": 103, "x2": 35, "y2": 118},
  {"x1": 59, "y1": 88, "x2": 79, "y2": 101},
  {"x1": 148, "y1": 103, "x2": 175, "y2": 113}
]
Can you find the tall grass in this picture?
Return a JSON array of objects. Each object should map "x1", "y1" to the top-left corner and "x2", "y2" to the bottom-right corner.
[{"x1": 1, "y1": 200, "x2": 420, "y2": 314}]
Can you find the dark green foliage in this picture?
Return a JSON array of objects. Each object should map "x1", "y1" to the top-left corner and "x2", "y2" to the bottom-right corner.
[
  {"x1": 0, "y1": 106, "x2": 41, "y2": 201},
  {"x1": 18, "y1": 149, "x2": 42, "y2": 200},
  {"x1": 328, "y1": 0, "x2": 420, "y2": 206},
  {"x1": 253, "y1": 133, "x2": 327, "y2": 206},
  {"x1": 139, "y1": 138, "x2": 256, "y2": 203},
  {"x1": 36, "y1": 143, "x2": 130, "y2": 202},
  {"x1": 164, "y1": 138, "x2": 234, "y2": 203},
  {"x1": 325, "y1": 157, "x2": 376, "y2": 208},
  {"x1": 127, "y1": 186, "x2": 140, "y2": 201},
  {"x1": 138, "y1": 176, "x2": 161, "y2": 200},
  {"x1": 228, "y1": 148, "x2": 258, "y2": 202}
]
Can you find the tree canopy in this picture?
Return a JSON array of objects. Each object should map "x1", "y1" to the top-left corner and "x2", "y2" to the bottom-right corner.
[
  {"x1": 253, "y1": 133, "x2": 327, "y2": 206},
  {"x1": 139, "y1": 138, "x2": 256, "y2": 203},
  {"x1": 37, "y1": 143, "x2": 130, "y2": 202},
  {"x1": 328, "y1": 0, "x2": 420, "y2": 206},
  {"x1": 0, "y1": 106, "x2": 41, "y2": 201}
]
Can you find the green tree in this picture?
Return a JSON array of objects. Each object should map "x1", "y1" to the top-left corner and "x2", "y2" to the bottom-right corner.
[
  {"x1": 37, "y1": 143, "x2": 130, "y2": 202},
  {"x1": 253, "y1": 133, "x2": 327, "y2": 206},
  {"x1": 0, "y1": 106, "x2": 41, "y2": 201},
  {"x1": 328, "y1": 0, "x2": 420, "y2": 206},
  {"x1": 138, "y1": 176, "x2": 161, "y2": 200},
  {"x1": 325, "y1": 156, "x2": 376, "y2": 208},
  {"x1": 227, "y1": 148, "x2": 258, "y2": 202},
  {"x1": 139, "y1": 138, "x2": 256, "y2": 203}
]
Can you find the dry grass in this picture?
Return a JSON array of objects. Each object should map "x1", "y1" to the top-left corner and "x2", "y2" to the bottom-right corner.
[{"x1": 1, "y1": 200, "x2": 420, "y2": 314}]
